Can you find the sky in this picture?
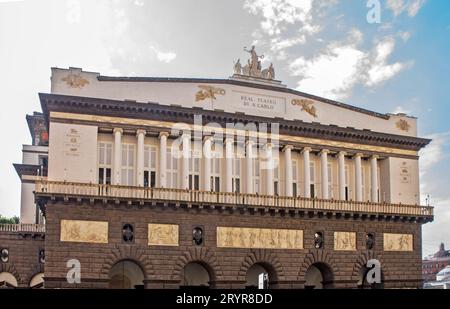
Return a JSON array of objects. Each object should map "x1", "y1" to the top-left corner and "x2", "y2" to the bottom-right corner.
[{"x1": 0, "y1": 0, "x2": 449, "y2": 256}]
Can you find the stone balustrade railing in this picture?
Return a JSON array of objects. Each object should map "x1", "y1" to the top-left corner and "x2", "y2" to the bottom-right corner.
[
  {"x1": 34, "y1": 180, "x2": 433, "y2": 217},
  {"x1": 0, "y1": 223, "x2": 45, "y2": 233}
]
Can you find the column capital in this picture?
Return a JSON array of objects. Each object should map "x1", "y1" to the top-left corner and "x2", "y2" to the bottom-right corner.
[
  {"x1": 224, "y1": 137, "x2": 234, "y2": 144},
  {"x1": 338, "y1": 151, "x2": 347, "y2": 156},
  {"x1": 203, "y1": 136, "x2": 214, "y2": 143},
  {"x1": 159, "y1": 131, "x2": 169, "y2": 139},
  {"x1": 245, "y1": 140, "x2": 255, "y2": 146},
  {"x1": 320, "y1": 149, "x2": 330, "y2": 155},
  {"x1": 113, "y1": 128, "x2": 123, "y2": 135},
  {"x1": 136, "y1": 129, "x2": 146, "y2": 137},
  {"x1": 371, "y1": 154, "x2": 379, "y2": 160},
  {"x1": 264, "y1": 142, "x2": 274, "y2": 150},
  {"x1": 282, "y1": 145, "x2": 294, "y2": 152},
  {"x1": 354, "y1": 153, "x2": 363, "y2": 158},
  {"x1": 301, "y1": 147, "x2": 312, "y2": 154}
]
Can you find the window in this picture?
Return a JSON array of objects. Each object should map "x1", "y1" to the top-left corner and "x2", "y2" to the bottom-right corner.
[
  {"x1": 292, "y1": 160, "x2": 298, "y2": 197},
  {"x1": 253, "y1": 158, "x2": 260, "y2": 194},
  {"x1": 327, "y1": 163, "x2": 333, "y2": 199},
  {"x1": 38, "y1": 155, "x2": 48, "y2": 176},
  {"x1": 210, "y1": 153, "x2": 221, "y2": 192},
  {"x1": 121, "y1": 144, "x2": 135, "y2": 186},
  {"x1": 98, "y1": 142, "x2": 112, "y2": 185},
  {"x1": 361, "y1": 166, "x2": 366, "y2": 201},
  {"x1": 189, "y1": 150, "x2": 200, "y2": 190},
  {"x1": 232, "y1": 157, "x2": 241, "y2": 193},
  {"x1": 273, "y1": 158, "x2": 280, "y2": 196},
  {"x1": 166, "y1": 147, "x2": 178, "y2": 189},
  {"x1": 144, "y1": 145, "x2": 157, "y2": 188},
  {"x1": 309, "y1": 161, "x2": 315, "y2": 198},
  {"x1": 345, "y1": 165, "x2": 350, "y2": 201}
]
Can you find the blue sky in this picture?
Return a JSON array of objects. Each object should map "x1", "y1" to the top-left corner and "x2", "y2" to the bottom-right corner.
[{"x1": 0, "y1": 0, "x2": 448, "y2": 256}]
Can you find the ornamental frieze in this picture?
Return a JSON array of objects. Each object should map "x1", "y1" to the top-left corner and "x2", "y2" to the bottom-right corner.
[
  {"x1": 383, "y1": 233, "x2": 413, "y2": 251},
  {"x1": 60, "y1": 219, "x2": 108, "y2": 244},
  {"x1": 195, "y1": 85, "x2": 226, "y2": 102},
  {"x1": 62, "y1": 72, "x2": 89, "y2": 89},
  {"x1": 292, "y1": 98, "x2": 318, "y2": 118},
  {"x1": 148, "y1": 223, "x2": 179, "y2": 246}
]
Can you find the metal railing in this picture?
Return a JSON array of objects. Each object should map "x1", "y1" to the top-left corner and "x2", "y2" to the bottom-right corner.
[
  {"x1": 0, "y1": 224, "x2": 45, "y2": 233},
  {"x1": 35, "y1": 180, "x2": 433, "y2": 217}
]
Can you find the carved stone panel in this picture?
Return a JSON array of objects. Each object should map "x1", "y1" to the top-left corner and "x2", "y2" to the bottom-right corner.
[
  {"x1": 148, "y1": 224, "x2": 179, "y2": 246},
  {"x1": 60, "y1": 220, "x2": 108, "y2": 244},
  {"x1": 217, "y1": 227, "x2": 303, "y2": 250},
  {"x1": 334, "y1": 232, "x2": 356, "y2": 251},
  {"x1": 383, "y1": 233, "x2": 413, "y2": 252}
]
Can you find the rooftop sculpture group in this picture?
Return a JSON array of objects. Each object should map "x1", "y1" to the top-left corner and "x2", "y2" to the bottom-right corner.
[{"x1": 234, "y1": 46, "x2": 275, "y2": 80}]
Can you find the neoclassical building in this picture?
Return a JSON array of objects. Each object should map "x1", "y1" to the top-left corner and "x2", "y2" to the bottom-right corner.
[{"x1": 0, "y1": 50, "x2": 434, "y2": 289}]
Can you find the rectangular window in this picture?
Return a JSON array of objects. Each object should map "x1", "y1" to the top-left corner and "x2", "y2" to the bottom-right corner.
[
  {"x1": 232, "y1": 157, "x2": 241, "y2": 193},
  {"x1": 327, "y1": 163, "x2": 333, "y2": 199},
  {"x1": 292, "y1": 160, "x2": 298, "y2": 196},
  {"x1": 273, "y1": 158, "x2": 279, "y2": 196},
  {"x1": 166, "y1": 147, "x2": 178, "y2": 189},
  {"x1": 121, "y1": 144, "x2": 135, "y2": 186},
  {"x1": 253, "y1": 158, "x2": 260, "y2": 194},
  {"x1": 98, "y1": 142, "x2": 112, "y2": 185},
  {"x1": 144, "y1": 145, "x2": 157, "y2": 188},
  {"x1": 210, "y1": 154, "x2": 221, "y2": 192},
  {"x1": 345, "y1": 165, "x2": 350, "y2": 201},
  {"x1": 309, "y1": 161, "x2": 315, "y2": 198},
  {"x1": 189, "y1": 150, "x2": 200, "y2": 190},
  {"x1": 362, "y1": 166, "x2": 366, "y2": 201}
]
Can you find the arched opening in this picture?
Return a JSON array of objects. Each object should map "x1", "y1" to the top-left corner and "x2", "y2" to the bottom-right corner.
[
  {"x1": 181, "y1": 262, "x2": 211, "y2": 288},
  {"x1": 109, "y1": 260, "x2": 144, "y2": 289},
  {"x1": 245, "y1": 263, "x2": 276, "y2": 289},
  {"x1": 304, "y1": 263, "x2": 334, "y2": 289},
  {"x1": 357, "y1": 266, "x2": 384, "y2": 289},
  {"x1": 29, "y1": 273, "x2": 44, "y2": 289},
  {"x1": 0, "y1": 272, "x2": 18, "y2": 288}
]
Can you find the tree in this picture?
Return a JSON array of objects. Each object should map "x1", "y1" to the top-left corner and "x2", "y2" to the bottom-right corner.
[{"x1": 0, "y1": 215, "x2": 19, "y2": 224}]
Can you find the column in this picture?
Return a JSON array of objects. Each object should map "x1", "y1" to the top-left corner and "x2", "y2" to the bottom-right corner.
[
  {"x1": 370, "y1": 155, "x2": 379, "y2": 202},
  {"x1": 245, "y1": 140, "x2": 254, "y2": 194},
  {"x1": 302, "y1": 147, "x2": 312, "y2": 198},
  {"x1": 113, "y1": 128, "x2": 123, "y2": 185},
  {"x1": 136, "y1": 129, "x2": 146, "y2": 186},
  {"x1": 284, "y1": 145, "x2": 293, "y2": 197},
  {"x1": 265, "y1": 143, "x2": 274, "y2": 196},
  {"x1": 320, "y1": 149, "x2": 329, "y2": 199},
  {"x1": 203, "y1": 136, "x2": 212, "y2": 191},
  {"x1": 181, "y1": 134, "x2": 190, "y2": 190},
  {"x1": 338, "y1": 151, "x2": 346, "y2": 200},
  {"x1": 159, "y1": 132, "x2": 169, "y2": 188},
  {"x1": 354, "y1": 153, "x2": 363, "y2": 202},
  {"x1": 225, "y1": 138, "x2": 233, "y2": 193}
]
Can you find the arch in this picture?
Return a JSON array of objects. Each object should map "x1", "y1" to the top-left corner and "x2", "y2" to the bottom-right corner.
[
  {"x1": 352, "y1": 251, "x2": 385, "y2": 289},
  {"x1": 245, "y1": 263, "x2": 277, "y2": 289},
  {"x1": 299, "y1": 250, "x2": 337, "y2": 289},
  {"x1": 0, "y1": 263, "x2": 20, "y2": 286},
  {"x1": 109, "y1": 259, "x2": 145, "y2": 289},
  {"x1": 174, "y1": 247, "x2": 218, "y2": 283},
  {"x1": 101, "y1": 245, "x2": 154, "y2": 279},
  {"x1": 181, "y1": 262, "x2": 212, "y2": 287},
  {"x1": 29, "y1": 273, "x2": 44, "y2": 289},
  {"x1": 238, "y1": 250, "x2": 283, "y2": 283},
  {"x1": 304, "y1": 263, "x2": 334, "y2": 289},
  {"x1": 0, "y1": 272, "x2": 18, "y2": 288}
]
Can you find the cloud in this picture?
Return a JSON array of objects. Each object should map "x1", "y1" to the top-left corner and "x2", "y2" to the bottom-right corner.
[
  {"x1": 150, "y1": 46, "x2": 177, "y2": 63},
  {"x1": 386, "y1": 0, "x2": 427, "y2": 17},
  {"x1": 392, "y1": 106, "x2": 412, "y2": 115},
  {"x1": 419, "y1": 132, "x2": 450, "y2": 178},
  {"x1": 289, "y1": 34, "x2": 409, "y2": 99}
]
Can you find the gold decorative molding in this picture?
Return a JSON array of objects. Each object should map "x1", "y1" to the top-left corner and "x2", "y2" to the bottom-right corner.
[
  {"x1": 60, "y1": 219, "x2": 108, "y2": 244},
  {"x1": 195, "y1": 85, "x2": 226, "y2": 102},
  {"x1": 383, "y1": 233, "x2": 413, "y2": 251},
  {"x1": 217, "y1": 227, "x2": 303, "y2": 249},
  {"x1": 148, "y1": 223, "x2": 179, "y2": 246},
  {"x1": 292, "y1": 99, "x2": 317, "y2": 118},
  {"x1": 334, "y1": 232, "x2": 356, "y2": 251},
  {"x1": 62, "y1": 73, "x2": 89, "y2": 89},
  {"x1": 396, "y1": 119, "x2": 411, "y2": 132},
  {"x1": 49, "y1": 112, "x2": 419, "y2": 157}
]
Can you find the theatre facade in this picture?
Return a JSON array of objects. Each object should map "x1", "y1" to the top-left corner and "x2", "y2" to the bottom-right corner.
[{"x1": 0, "y1": 50, "x2": 434, "y2": 289}]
